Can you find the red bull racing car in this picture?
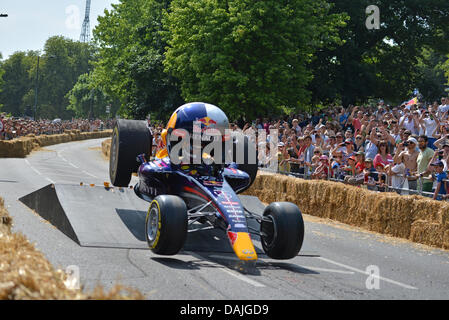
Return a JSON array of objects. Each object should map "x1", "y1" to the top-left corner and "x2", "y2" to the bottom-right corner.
[{"x1": 109, "y1": 102, "x2": 304, "y2": 262}]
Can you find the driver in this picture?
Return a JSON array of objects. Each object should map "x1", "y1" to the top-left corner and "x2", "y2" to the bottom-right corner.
[{"x1": 156, "y1": 102, "x2": 230, "y2": 172}]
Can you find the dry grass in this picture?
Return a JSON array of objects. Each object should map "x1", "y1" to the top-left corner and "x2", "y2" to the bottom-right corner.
[{"x1": 0, "y1": 196, "x2": 144, "y2": 300}]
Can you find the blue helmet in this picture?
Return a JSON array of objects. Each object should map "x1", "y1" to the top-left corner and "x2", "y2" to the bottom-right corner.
[{"x1": 164, "y1": 102, "x2": 229, "y2": 162}]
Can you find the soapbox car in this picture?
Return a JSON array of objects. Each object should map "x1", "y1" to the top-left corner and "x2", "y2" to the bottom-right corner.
[{"x1": 109, "y1": 119, "x2": 304, "y2": 262}]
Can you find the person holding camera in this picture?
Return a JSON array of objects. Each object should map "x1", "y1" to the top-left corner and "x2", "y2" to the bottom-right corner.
[
  {"x1": 393, "y1": 137, "x2": 419, "y2": 190},
  {"x1": 419, "y1": 107, "x2": 440, "y2": 150}
]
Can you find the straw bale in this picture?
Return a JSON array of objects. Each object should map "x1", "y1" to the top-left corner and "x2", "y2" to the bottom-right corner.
[
  {"x1": 102, "y1": 139, "x2": 111, "y2": 158},
  {"x1": 0, "y1": 196, "x2": 144, "y2": 300},
  {"x1": 0, "y1": 130, "x2": 112, "y2": 158},
  {"x1": 243, "y1": 172, "x2": 449, "y2": 249}
]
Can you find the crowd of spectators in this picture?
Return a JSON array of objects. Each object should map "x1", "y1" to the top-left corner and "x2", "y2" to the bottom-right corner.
[
  {"x1": 0, "y1": 114, "x2": 114, "y2": 140},
  {"x1": 239, "y1": 98, "x2": 449, "y2": 201},
  {"x1": 148, "y1": 98, "x2": 449, "y2": 200}
]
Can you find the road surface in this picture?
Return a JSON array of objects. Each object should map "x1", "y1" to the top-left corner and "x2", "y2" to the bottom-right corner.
[{"x1": 0, "y1": 138, "x2": 448, "y2": 299}]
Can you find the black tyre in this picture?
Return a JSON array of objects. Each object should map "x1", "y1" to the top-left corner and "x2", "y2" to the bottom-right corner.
[
  {"x1": 260, "y1": 202, "x2": 304, "y2": 259},
  {"x1": 109, "y1": 119, "x2": 152, "y2": 187},
  {"x1": 231, "y1": 132, "x2": 258, "y2": 193},
  {"x1": 145, "y1": 195, "x2": 188, "y2": 255}
]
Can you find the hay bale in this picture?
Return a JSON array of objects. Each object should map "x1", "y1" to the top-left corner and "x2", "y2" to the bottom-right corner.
[
  {"x1": 0, "y1": 196, "x2": 144, "y2": 300},
  {"x1": 102, "y1": 139, "x2": 111, "y2": 159},
  {"x1": 244, "y1": 172, "x2": 449, "y2": 249},
  {"x1": 0, "y1": 130, "x2": 113, "y2": 158}
]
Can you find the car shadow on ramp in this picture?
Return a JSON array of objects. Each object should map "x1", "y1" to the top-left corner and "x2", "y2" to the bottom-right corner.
[{"x1": 116, "y1": 209, "x2": 147, "y2": 242}]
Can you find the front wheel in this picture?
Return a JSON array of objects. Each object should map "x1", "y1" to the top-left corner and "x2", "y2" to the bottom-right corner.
[
  {"x1": 145, "y1": 195, "x2": 188, "y2": 255},
  {"x1": 260, "y1": 202, "x2": 304, "y2": 259}
]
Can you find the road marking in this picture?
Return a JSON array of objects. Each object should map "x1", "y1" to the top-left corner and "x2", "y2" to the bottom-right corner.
[
  {"x1": 68, "y1": 162, "x2": 79, "y2": 169},
  {"x1": 25, "y1": 159, "x2": 55, "y2": 184},
  {"x1": 188, "y1": 252, "x2": 265, "y2": 288},
  {"x1": 209, "y1": 255, "x2": 355, "y2": 275},
  {"x1": 318, "y1": 257, "x2": 418, "y2": 290},
  {"x1": 82, "y1": 170, "x2": 98, "y2": 178},
  {"x1": 300, "y1": 266, "x2": 355, "y2": 275}
]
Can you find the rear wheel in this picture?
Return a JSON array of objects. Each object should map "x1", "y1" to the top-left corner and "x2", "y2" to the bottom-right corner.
[
  {"x1": 109, "y1": 119, "x2": 152, "y2": 187},
  {"x1": 146, "y1": 195, "x2": 188, "y2": 255},
  {"x1": 260, "y1": 202, "x2": 304, "y2": 259}
]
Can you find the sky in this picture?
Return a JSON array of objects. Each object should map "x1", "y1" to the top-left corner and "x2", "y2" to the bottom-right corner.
[{"x1": 0, "y1": 0, "x2": 120, "y2": 60}]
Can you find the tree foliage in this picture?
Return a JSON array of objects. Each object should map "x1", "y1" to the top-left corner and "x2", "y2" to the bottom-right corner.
[
  {"x1": 93, "y1": 0, "x2": 183, "y2": 120},
  {"x1": 66, "y1": 73, "x2": 119, "y2": 119},
  {"x1": 0, "y1": 36, "x2": 95, "y2": 119},
  {"x1": 163, "y1": 0, "x2": 347, "y2": 119},
  {"x1": 309, "y1": 0, "x2": 449, "y2": 106}
]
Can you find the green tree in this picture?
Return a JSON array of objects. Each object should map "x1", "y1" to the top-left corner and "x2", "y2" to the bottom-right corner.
[
  {"x1": 37, "y1": 36, "x2": 96, "y2": 119},
  {"x1": 309, "y1": 0, "x2": 449, "y2": 106},
  {"x1": 0, "y1": 37, "x2": 95, "y2": 119},
  {"x1": 0, "y1": 51, "x2": 38, "y2": 116},
  {"x1": 163, "y1": 0, "x2": 347, "y2": 119},
  {"x1": 66, "y1": 73, "x2": 119, "y2": 118},
  {"x1": 93, "y1": 0, "x2": 183, "y2": 120}
]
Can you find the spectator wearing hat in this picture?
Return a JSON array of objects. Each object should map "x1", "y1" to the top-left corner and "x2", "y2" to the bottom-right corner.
[
  {"x1": 393, "y1": 137, "x2": 419, "y2": 190},
  {"x1": 431, "y1": 160, "x2": 447, "y2": 200},
  {"x1": 417, "y1": 135, "x2": 435, "y2": 192}
]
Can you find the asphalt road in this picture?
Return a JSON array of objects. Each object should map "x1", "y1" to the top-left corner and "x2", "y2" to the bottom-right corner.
[{"x1": 1, "y1": 138, "x2": 448, "y2": 300}]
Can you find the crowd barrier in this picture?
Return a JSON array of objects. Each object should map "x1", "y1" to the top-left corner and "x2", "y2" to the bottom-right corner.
[
  {"x1": 0, "y1": 130, "x2": 113, "y2": 158},
  {"x1": 243, "y1": 171, "x2": 449, "y2": 250},
  {"x1": 268, "y1": 163, "x2": 442, "y2": 199}
]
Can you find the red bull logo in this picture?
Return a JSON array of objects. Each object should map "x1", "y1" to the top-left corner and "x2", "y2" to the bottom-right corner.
[
  {"x1": 198, "y1": 117, "x2": 217, "y2": 126},
  {"x1": 196, "y1": 117, "x2": 219, "y2": 133}
]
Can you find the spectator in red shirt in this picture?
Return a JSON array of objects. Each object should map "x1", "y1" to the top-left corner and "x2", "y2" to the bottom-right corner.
[{"x1": 373, "y1": 140, "x2": 393, "y2": 168}]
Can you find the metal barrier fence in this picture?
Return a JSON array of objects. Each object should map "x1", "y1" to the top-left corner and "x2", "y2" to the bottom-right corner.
[{"x1": 258, "y1": 164, "x2": 442, "y2": 200}]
